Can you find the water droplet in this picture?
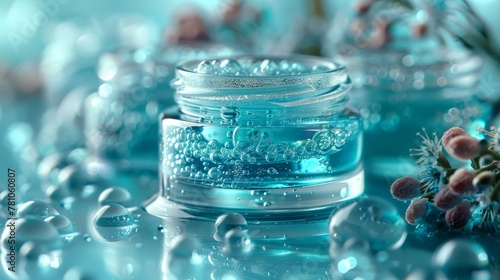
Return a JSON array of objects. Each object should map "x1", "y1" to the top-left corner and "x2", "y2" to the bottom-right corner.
[
  {"x1": 163, "y1": 235, "x2": 204, "y2": 279},
  {"x1": 265, "y1": 151, "x2": 278, "y2": 162},
  {"x1": 17, "y1": 200, "x2": 59, "y2": 219},
  {"x1": 302, "y1": 140, "x2": 317, "y2": 154},
  {"x1": 331, "y1": 127, "x2": 348, "y2": 148},
  {"x1": 214, "y1": 213, "x2": 248, "y2": 242},
  {"x1": 1, "y1": 217, "x2": 60, "y2": 253},
  {"x1": 83, "y1": 234, "x2": 92, "y2": 242},
  {"x1": 208, "y1": 167, "x2": 222, "y2": 179},
  {"x1": 432, "y1": 239, "x2": 490, "y2": 279},
  {"x1": 16, "y1": 241, "x2": 62, "y2": 279},
  {"x1": 222, "y1": 228, "x2": 253, "y2": 259},
  {"x1": 93, "y1": 204, "x2": 135, "y2": 242},
  {"x1": 98, "y1": 187, "x2": 133, "y2": 208},
  {"x1": 45, "y1": 185, "x2": 71, "y2": 203},
  {"x1": 267, "y1": 167, "x2": 278, "y2": 175},
  {"x1": 45, "y1": 215, "x2": 78, "y2": 247},
  {"x1": 256, "y1": 140, "x2": 273, "y2": 155},
  {"x1": 328, "y1": 197, "x2": 407, "y2": 250},
  {"x1": 259, "y1": 59, "x2": 279, "y2": 75},
  {"x1": 196, "y1": 61, "x2": 214, "y2": 74},
  {"x1": 313, "y1": 129, "x2": 334, "y2": 152},
  {"x1": 233, "y1": 127, "x2": 260, "y2": 151},
  {"x1": 220, "y1": 59, "x2": 242, "y2": 75}
]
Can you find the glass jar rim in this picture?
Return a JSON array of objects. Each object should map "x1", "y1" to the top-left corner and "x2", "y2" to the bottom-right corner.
[{"x1": 172, "y1": 54, "x2": 349, "y2": 89}]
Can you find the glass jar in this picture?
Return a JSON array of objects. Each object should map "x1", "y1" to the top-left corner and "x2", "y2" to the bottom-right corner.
[
  {"x1": 325, "y1": 0, "x2": 490, "y2": 178},
  {"x1": 146, "y1": 55, "x2": 364, "y2": 224},
  {"x1": 349, "y1": 49, "x2": 486, "y2": 176}
]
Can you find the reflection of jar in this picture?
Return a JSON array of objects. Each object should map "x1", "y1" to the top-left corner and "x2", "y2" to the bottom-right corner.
[
  {"x1": 84, "y1": 44, "x2": 238, "y2": 172},
  {"x1": 146, "y1": 55, "x2": 364, "y2": 224},
  {"x1": 85, "y1": 50, "x2": 170, "y2": 171}
]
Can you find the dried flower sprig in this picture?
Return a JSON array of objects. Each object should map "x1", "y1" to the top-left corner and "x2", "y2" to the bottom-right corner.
[{"x1": 391, "y1": 127, "x2": 500, "y2": 231}]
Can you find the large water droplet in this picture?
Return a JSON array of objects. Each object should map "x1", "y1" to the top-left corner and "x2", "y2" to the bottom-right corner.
[
  {"x1": 222, "y1": 228, "x2": 253, "y2": 259},
  {"x1": 98, "y1": 187, "x2": 133, "y2": 208},
  {"x1": 214, "y1": 213, "x2": 248, "y2": 242},
  {"x1": 328, "y1": 197, "x2": 407, "y2": 251},
  {"x1": 17, "y1": 200, "x2": 60, "y2": 219},
  {"x1": 196, "y1": 61, "x2": 214, "y2": 74},
  {"x1": 93, "y1": 204, "x2": 135, "y2": 242},
  {"x1": 163, "y1": 235, "x2": 204, "y2": 279},
  {"x1": 14, "y1": 241, "x2": 62, "y2": 280},
  {"x1": 45, "y1": 215, "x2": 78, "y2": 247},
  {"x1": 1, "y1": 217, "x2": 60, "y2": 253},
  {"x1": 432, "y1": 239, "x2": 490, "y2": 280}
]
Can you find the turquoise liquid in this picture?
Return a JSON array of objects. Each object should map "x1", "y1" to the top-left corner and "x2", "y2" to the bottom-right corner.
[{"x1": 154, "y1": 109, "x2": 363, "y2": 220}]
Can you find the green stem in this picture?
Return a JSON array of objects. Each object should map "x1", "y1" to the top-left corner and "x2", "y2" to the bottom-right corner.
[
  {"x1": 486, "y1": 148, "x2": 500, "y2": 160},
  {"x1": 420, "y1": 191, "x2": 435, "y2": 200},
  {"x1": 471, "y1": 157, "x2": 480, "y2": 170},
  {"x1": 437, "y1": 152, "x2": 451, "y2": 169},
  {"x1": 490, "y1": 180, "x2": 500, "y2": 202},
  {"x1": 476, "y1": 162, "x2": 498, "y2": 173}
]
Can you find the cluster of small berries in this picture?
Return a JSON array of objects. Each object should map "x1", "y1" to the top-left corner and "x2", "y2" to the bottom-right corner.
[{"x1": 391, "y1": 127, "x2": 500, "y2": 231}]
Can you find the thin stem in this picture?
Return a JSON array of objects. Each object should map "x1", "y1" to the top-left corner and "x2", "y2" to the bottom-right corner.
[
  {"x1": 490, "y1": 179, "x2": 500, "y2": 203},
  {"x1": 420, "y1": 191, "x2": 435, "y2": 200},
  {"x1": 476, "y1": 162, "x2": 498, "y2": 173},
  {"x1": 486, "y1": 148, "x2": 500, "y2": 160},
  {"x1": 437, "y1": 152, "x2": 451, "y2": 169}
]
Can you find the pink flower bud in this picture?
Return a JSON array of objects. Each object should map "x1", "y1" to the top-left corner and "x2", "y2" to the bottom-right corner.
[
  {"x1": 445, "y1": 135, "x2": 480, "y2": 161},
  {"x1": 434, "y1": 186, "x2": 463, "y2": 210},
  {"x1": 441, "y1": 127, "x2": 468, "y2": 148},
  {"x1": 405, "y1": 198, "x2": 428, "y2": 225},
  {"x1": 391, "y1": 176, "x2": 421, "y2": 201},
  {"x1": 445, "y1": 200, "x2": 471, "y2": 230},
  {"x1": 448, "y1": 169, "x2": 476, "y2": 194}
]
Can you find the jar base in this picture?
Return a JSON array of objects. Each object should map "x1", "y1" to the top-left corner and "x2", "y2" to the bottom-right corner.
[{"x1": 144, "y1": 168, "x2": 364, "y2": 238}]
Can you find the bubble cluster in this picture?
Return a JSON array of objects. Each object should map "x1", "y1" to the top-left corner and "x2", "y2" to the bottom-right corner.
[
  {"x1": 161, "y1": 120, "x2": 359, "y2": 189},
  {"x1": 192, "y1": 58, "x2": 329, "y2": 76},
  {"x1": 93, "y1": 204, "x2": 135, "y2": 242}
]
